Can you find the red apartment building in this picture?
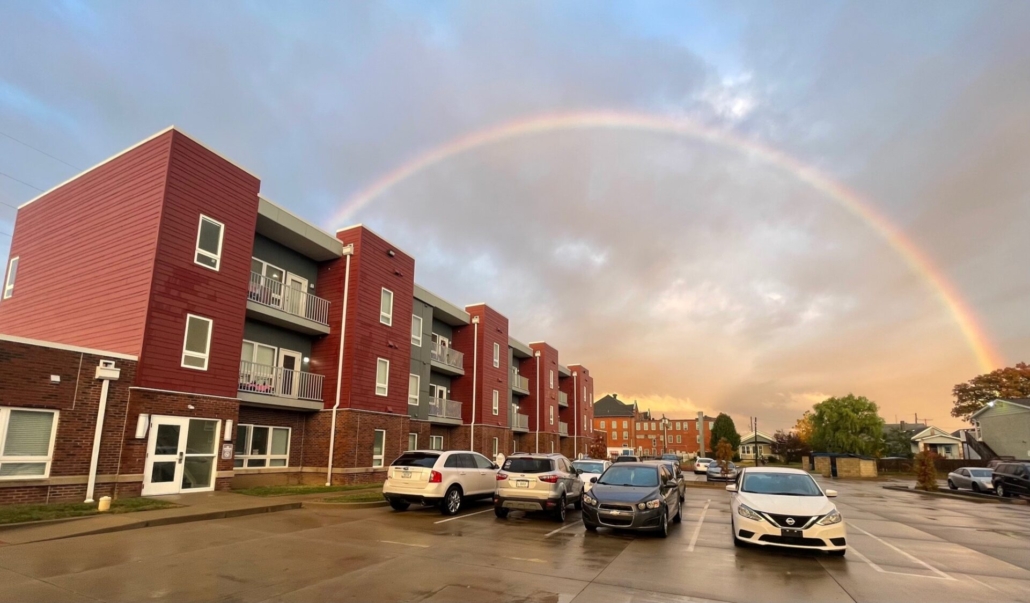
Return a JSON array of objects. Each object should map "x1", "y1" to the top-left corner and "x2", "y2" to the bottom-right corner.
[
  {"x1": 592, "y1": 394, "x2": 715, "y2": 458},
  {"x1": 0, "y1": 127, "x2": 596, "y2": 504}
]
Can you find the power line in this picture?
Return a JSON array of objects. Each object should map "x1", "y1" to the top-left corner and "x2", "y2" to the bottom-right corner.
[
  {"x1": 0, "y1": 231, "x2": 11, "y2": 238},
  {"x1": 0, "y1": 130, "x2": 80, "y2": 170},
  {"x1": 0, "y1": 171, "x2": 43, "y2": 192}
]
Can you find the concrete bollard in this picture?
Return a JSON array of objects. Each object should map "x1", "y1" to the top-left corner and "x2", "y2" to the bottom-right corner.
[{"x1": 98, "y1": 496, "x2": 112, "y2": 512}]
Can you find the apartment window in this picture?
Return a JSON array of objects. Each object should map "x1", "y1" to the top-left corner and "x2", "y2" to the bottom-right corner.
[
  {"x1": 549, "y1": 405, "x2": 554, "y2": 425},
  {"x1": 3, "y1": 256, "x2": 18, "y2": 299},
  {"x1": 410, "y1": 314, "x2": 423, "y2": 346},
  {"x1": 181, "y1": 314, "x2": 213, "y2": 370},
  {"x1": 600, "y1": 420, "x2": 605, "y2": 429},
  {"x1": 583, "y1": 415, "x2": 587, "y2": 431},
  {"x1": 408, "y1": 374, "x2": 419, "y2": 405},
  {"x1": 676, "y1": 435, "x2": 682, "y2": 444},
  {"x1": 651, "y1": 422, "x2": 656, "y2": 430},
  {"x1": 194, "y1": 215, "x2": 224, "y2": 270},
  {"x1": 492, "y1": 437, "x2": 499, "y2": 458},
  {"x1": 493, "y1": 342, "x2": 500, "y2": 368},
  {"x1": 430, "y1": 435, "x2": 443, "y2": 450},
  {"x1": 379, "y1": 288, "x2": 394, "y2": 326},
  {"x1": 408, "y1": 433, "x2": 417, "y2": 451},
  {"x1": 708, "y1": 421, "x2": 714, "y2": 430},
  {"x1": 0, "y1": 408, "x2": 58, "y2": 479},
  {"x1": 635, "y1": 422, "x2": 641, "y2": 430},
  {"x1": 375, "y1": 358, "x2": 390, "y2": 396},
  {"x1": 549, "y1": 370, "x2": 554, "y2": 389},
  {"x1": 622, "y1": 420, "x2": 628, "y2": 429},
  {"x1": 643, "y1": 423, "x2": 649, "y2": 432},
  {"x1": 492, "y1": 389, "x2": 499, "y2": 415},
  {"x1": 234, "y1": 424, "x2": 290, "y2": 468},
  {"x1": 623, "y1": 431, "x2": 628, "y2": 440},
  {"x1": 582, "y1": 386, "x2": 586, "y2": 402},
  {"x1": 371, "y1": 429, "x2": 386, "y2": 467},
  {"x1": 675, "y1": 422, "x2": 681, "y2": 430}
]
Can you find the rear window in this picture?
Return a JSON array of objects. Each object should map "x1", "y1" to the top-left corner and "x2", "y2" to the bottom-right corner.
[
  {"x1": 969, "y1": 469, "x2": 992, "y2": 477},
  {"x1": 392, "y1": 453, "x2": 439, "y2": 468},
  {"x1": 503, "y1": 458, "x2": 553, "y2": 473}
]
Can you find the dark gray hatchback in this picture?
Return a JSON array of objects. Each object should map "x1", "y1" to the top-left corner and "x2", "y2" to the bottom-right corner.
[{"x1": 581, "y1": 463, "x2": 681, "y2": 537}]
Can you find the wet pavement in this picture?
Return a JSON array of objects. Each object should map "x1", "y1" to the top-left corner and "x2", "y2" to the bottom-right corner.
[{"x1": 0, "y1": 479, "x2": 1027, "y2": 602}]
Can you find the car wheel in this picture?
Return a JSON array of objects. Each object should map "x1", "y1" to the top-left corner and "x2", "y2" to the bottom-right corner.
[
  {"x1": 440, "y1": 486, "x2": 463, "y2": 515},
  {"x1": 673, "y1": 504, "x2": 682, "y2": 524},
  {"x1": 583, "y1": 519, "x2": 598, "y2": 531},
  {"x1": 997, "y1": 484, "x2": 1007, "y2": 498},
  {"x1": 972, "y1": 482, "x2": 981, "y2": 493},
  {"x1": 657, "y1": 510, "x2": 669, "y2": 538},
  {"x1": 828, "y1": 549, "x2": 846, "y2": 557},
  {"x1": 554, "y1": 494, "x2": 567, "y2": 522},
  {"x1": 948, "y1": 480, "x2": 957, "y2": 490},
  {"x1": 388, "y1": 498, "x2": 410, "y2": 511},
  {"x1": 495, "y1": 507, "x2": 509, "y2": 519}
]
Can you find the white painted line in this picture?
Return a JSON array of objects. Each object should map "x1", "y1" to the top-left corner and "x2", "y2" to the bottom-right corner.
[
  {"x1": 847, "y1": 545, "x2": 885, "y2": 572},
  {"x1": 849, "y1": 524, "x2": 954, "y2": 581},
  {"x1": 961, "y1": 573, "x2": 1000, "y2": 592},
  {"x1": 687, "y1": 499, "x2": 710, "y2": 552},
  {"x1": 545, "y1": 521, "x2": 580, "y2": 538},
  {"x1": 505, "y1": 556, "x2": 547, "y2": 563},
  {"x1": 434, "y1": 508, "x2": 495, "y2": 524},
  {"x1": 377, "y1": 540, "x2": 429, "y2": 548}
]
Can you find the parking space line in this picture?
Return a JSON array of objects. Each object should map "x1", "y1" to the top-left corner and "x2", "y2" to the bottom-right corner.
[
  {"x1": 686, "y1": 499, "x2": 710, "y2": 552},
  {"x1": 846, "y1": 545, "x2": 885, "y2": 572},
  {"x1": 434, "y1": 508, "x2": 495, "y2": 524},
  {"x1": 377, "y1": 540, "x2": 429, "y2": 548},
  {"x1": 961, "y1": 573, "x2": 1000, "y2": 592},
  {"x1": 545, "y1": 521, "x2": 580, "y2": 538},
  {"x1": 849, "y1": 524, "x2": 954, "y2": 581}
]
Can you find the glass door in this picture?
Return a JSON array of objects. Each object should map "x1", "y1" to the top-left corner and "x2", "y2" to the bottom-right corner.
[
  {"x1": 284, "y1": 274, "x2": 308, "y2": 318},
  {"x1": 181, "y1": 419, "x2": 219, "y2": 491},
  {"x1": 142, "y1": 416, "x2": 220, "y2": 495},
  {"x1": 277, "y1": 349, "x2": 303, "y2": 398}
]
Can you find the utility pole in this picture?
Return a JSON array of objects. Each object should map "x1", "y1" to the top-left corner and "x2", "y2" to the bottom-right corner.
[{"x1": 697, "y1": 411, "x2": 706, "y2": 458}]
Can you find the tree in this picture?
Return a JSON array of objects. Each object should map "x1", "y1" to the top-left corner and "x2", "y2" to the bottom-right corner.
[
  {"x1": 914, "y1": 450, "x2": 938, "y2": 491},
  {"x1": 882, "y1": 427, "x2": 915, "y2": 459},
  {"x1": 809, "y1": 394, "x2": 884, "y2": 456},
  {"x1": 715, "y1": 438, "x2": 734, "y2": 476},
  {"x1": 709, "y1": 413, "x2": 741, "y2": 453},
  {"x1": 794, "y1": 412, "x2": 814, "y2": 446},
  {"x1": 771, "y1": 430, "x2": 810, "y2": 463},
  {"x1": 951, "y1": 362, "x2": 1030, "y2": 422},
  {"x1": 587, "y1": 432, "x2": 608, "y2": 460}
]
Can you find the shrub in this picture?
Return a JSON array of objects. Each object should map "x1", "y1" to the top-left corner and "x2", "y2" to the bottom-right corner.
[{"x1": 914, "y1": 450, "x2": 938, "y2": 491}]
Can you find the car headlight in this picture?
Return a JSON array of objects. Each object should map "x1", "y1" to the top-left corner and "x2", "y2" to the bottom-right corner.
[
  {"x1": 636, "y1": 498, "x2": 662, "y2": 510},
  {"x1": 583, "y1": 493, "x2": 597, "y2": 506},
  {"x1": 817, "y1": 509, "x2": 842, "y2": 526},
  {"x1": 737, "y1": 504, "x2": 764, "y2": 522}
]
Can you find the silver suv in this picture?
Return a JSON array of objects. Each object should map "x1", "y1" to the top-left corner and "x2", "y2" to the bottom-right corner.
[{"x1": 494, "y1": 453, "x2": 584, "y2": 521}]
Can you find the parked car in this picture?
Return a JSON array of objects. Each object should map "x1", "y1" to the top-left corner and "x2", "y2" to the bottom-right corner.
[
  {"x1": 495, "y1": 453, "x2": 583, "y2": 521},
  {"x1": 947, "y1": 467, "x2": 994, "y2": 493},
  {"x1": 613, "y1": 455, "x2": 640, "y2": 463},
  {"x1": 660, "y1": 453, "x2": 682, "y2": 463},
  {"x1": 992, "y1": 462, "x2": 1030, "y2": 499},
  {"x1": 727, "y1": 467, "x2": 846, "y2": 556},
  {"x1": 572, "y1": 459, "x2": 611, "y2": 492},
  {"x1": 645, "y1": 460, "x2": 685, "y2": 502},
  {"x1": 383, "y1": 450, "x2": 499, "y2": 515},
  {"x1": 706, "y1": 460, "x2": 737, "y2": 482},
  {"x1": 694, "y1": 457, "x2": 714, "y2": 474},
  {"x1": 581, "y1": 462, "x2": 682, "y2": 537}
]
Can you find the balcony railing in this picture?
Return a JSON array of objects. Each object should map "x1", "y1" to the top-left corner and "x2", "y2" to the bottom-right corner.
[
  {"x1": 559, "y1": 422, "x2": 569, "y2": 436},
  {"x1": 430, "y1": 345, "x2": 464, "y2": 371},
  {"x1": 510, "y1": 371, "x2": 529, "y2": 391},
  {"x1": 238, "y1": 360, "x2": 324, "y2": 401},
  {"x1": 512, "y1": 413, "x2": 529, "y2": 430},
  {"x1": 248, "y1": 271, "x2": 330, "y2": 326},
  {"x1": 429, "y1": 398, "x2": 462, "y2": 420},
  {"x1": 558, "y1": 391, "x2": 569, "y2": 407}
]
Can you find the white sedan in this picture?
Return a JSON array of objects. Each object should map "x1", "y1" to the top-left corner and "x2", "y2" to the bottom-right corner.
[
  {"x1": 572, "y1": 459, "x2": 611, "y2": 492},
  {"x1": 727, "y1": 467, "x2": 846, "y2": 556}
]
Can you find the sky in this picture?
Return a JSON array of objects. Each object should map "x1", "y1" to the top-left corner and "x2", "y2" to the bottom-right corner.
[{"x1": 1, "y1": 0, "x2": 1027, "y2": 433}]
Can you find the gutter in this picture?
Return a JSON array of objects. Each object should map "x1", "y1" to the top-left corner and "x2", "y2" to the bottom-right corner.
[{"x1": 326, "y1": 244, "x2": 355, "y2": 486}]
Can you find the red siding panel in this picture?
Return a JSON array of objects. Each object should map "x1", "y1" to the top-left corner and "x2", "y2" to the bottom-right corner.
[
  {"x1": 451, "y1": 304, "x2": 509, "y2": 427},
  {"x1": 0, "y1": 133, "x2": 173, "y2": 355},
  {"x1": 525, "y1": 342, "x2": 559, "y2": 434}
]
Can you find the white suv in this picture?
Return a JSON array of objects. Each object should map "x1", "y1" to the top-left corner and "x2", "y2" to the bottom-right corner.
[{"x1": 383, "y1": 450, "x2": 499, "y2": 515}]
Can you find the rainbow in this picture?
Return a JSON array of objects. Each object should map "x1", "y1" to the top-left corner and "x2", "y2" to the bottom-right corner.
[{"x1": 330, "y1": 110, "x2": 1003, "y2": 372}]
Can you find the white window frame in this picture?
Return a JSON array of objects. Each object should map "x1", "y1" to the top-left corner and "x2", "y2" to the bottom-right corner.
[
  {"x1": 375, "y1": 358, "x2": 390, "y2": 396},
  {"x1": 600, "y1": 420, "x2": 605, "y2": 429},
  {"x1": 408, "y1": 432, "x2": 417, "y2": 451},
  {"x1": 411, "y1": 314, "x2": 423, "y2": 346},
  {"x1": 549, "y1": 405, "x2": 554, "y2": 425},
  {"x1": 194, "y1": 214, "x2": 225, "y2": 271},
  {"x1": 623, "y1": 431, "x2": 629, "y2": 440},
  {"x1": 372, "y1": 429, "x2": 386, "y2": 467},
  {"x1": 181, "y1": 314, "x2": 213, "y2": 371},
  {"x1": 408, "y1": 373, "x2": 420, "y2": 406},
  {"x1": 492, "y1": 437, "x2": 499, "y2": 458},
  {"x1": 492, "y1": 342, "x2": 500, "y2": 368},
  {"x1": 0, "y1": 407, "x2": 59, "y2": 480},
  {"x1": 622, "y1": 420, "x2": 628, "y2": 429},
  {"x1": 234, "y1": 424, "x2": 291, "y2": 468},
  {"x1": 380, "y1": 288, "x2": 394, "y2": 326},
  {"x1": 492, "y1": 389, "x2": 499, "y2": 415},
  {"x1": 3, "y1": 256, "x2": 18, "y2": 299},
  {"x1": 430, "y1": 435, "x2": 443, "y2": 450},
  {"x1": 549, "y1": 370, "x2": 554, "y2": 389}
]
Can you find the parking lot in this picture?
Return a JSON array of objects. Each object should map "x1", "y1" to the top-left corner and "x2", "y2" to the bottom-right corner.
[{"x1": 0, "y1": 479, "x2": 1028, "y2": 603}]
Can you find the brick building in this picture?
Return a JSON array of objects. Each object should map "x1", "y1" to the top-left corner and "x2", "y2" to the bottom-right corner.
[
  {"x1": 592, "y1": 394, "x2": 716, "y2": 458},
  {"x1": 0, "y1": 127, "x2": 596, "y2": 502}
]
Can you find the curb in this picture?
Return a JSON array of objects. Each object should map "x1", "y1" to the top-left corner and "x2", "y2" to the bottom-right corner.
[
  {"x1": 882, "y1": 485, "x2": 1027, "y2": 505},
  {"x1": 0, "y1": 513, "x2": 113, "y2": 533},
  {"x1": 302, "y1": 500, "x2": 388, "y2": 509}
]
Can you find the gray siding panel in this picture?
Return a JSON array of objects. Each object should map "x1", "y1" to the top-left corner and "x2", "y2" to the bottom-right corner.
[
  {"x1": 408, "y1": 299, "x2": 433, "y2": 420},
  {"x1": 243, "y1": 319, "x2": 313, "y2": 357}
]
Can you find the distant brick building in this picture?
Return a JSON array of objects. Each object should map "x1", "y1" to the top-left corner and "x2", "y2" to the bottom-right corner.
[{"x1": 591, "y1": 394, "x2": 716, "y2": 458}]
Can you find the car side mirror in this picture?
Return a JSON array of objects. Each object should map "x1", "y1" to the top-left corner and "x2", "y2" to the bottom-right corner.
[
  {"x1": 825, "y1": 489, "x2": 837, "y2": 498},
  {"x1": 725, "y1": 484, "x2": 737, "y2": 492},
  {"x1": 590, "y1": 477, "x2": 598, "y2": 483},
  {"x1": 491, "y1": 464, "x2": 499, "y2": 470}
]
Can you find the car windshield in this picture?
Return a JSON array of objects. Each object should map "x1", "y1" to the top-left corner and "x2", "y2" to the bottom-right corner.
[
  {"x1": 391, "y1": 453, "x2": 439, "y2": 468},
  {"x1": 742, "y1": 472, "x2": 822, "y2": 496},
  {"x1": 969, "y1": 469, "x2": 993, "y2": 477},
  {"x1": 503, "y1": 458, "x2": 552, "y2": 473},
  {"x1": 573, "y1": 461, "x2": 606, "y2": 474},
  {"x1": 697, "y1": 458, "x2": 712, "y2": 463},
  {"x1": 709, "y1": 462, "x2": 735, "y2": 470},
  {"x1": 613, "y1": 456, "x2": 638, "y2": 463},
  {"x1": 597, "y1": 466, "x2": 659, "y2": 487}
]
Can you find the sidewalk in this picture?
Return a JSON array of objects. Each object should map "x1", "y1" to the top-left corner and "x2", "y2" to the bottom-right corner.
[{"x1": 0, "y1": 490, "x2": 335, "y2": 546}]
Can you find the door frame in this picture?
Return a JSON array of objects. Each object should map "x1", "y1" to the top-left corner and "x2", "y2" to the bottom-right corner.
[
  {"x1": 142, "y1": 415, "x2": 221, "y2": 496},
  {"x1": 277, "y1": 349, "x2": 303, "y2": 398},
  {"x1": 284, "y1": 273, "x2": 308, "y2": 317}
]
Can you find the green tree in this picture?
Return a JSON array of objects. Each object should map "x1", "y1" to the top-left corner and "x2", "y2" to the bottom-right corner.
[
  {"x1": 951, "y1": 362, "x2": 1030, "y2": 422},
  {"x1": 794, "y1": 412, "x2": 814, "y2": 446},
  {"x1": 882, "y1": 427, "x2": 915, "y2": 459},
  {"x1": 809, "y1": 394, "x2": 884, "y2": 456},
  {"x1": 709, "y1": 413, "x2": 741, "y2": 453}
]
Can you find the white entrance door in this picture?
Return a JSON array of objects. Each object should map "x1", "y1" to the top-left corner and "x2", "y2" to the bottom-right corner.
[
  {"x1": 277, "y1": 349, "x2": 303, "y2": 398},
  {"x1": 284, "y1": 274, "x2": 308, "y2": 318},
  {"x1": 142, "y1": 416, "x2": 221, "y2": 496}
]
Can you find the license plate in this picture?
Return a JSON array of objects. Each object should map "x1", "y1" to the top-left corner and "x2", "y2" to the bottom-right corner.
[
  {"x1": 781, "y1": 529, "x2": 803, "y2": 538},
  {"x1": 516, "y1": 480, "x2": 530, "y2": 488},
  {"x1": 401, "y1": 471, "x2": 412, "y2": 479}
]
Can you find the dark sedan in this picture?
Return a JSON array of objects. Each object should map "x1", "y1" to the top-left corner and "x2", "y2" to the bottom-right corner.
[
  {"x1": 581, "y1": 463, "x2": 682, "y2": 537},
  {"x1": 706, "y1": 461, "x2": 737, "y2": 482}
]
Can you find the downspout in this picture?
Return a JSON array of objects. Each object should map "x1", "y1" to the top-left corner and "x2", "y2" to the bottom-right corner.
[
  {"x1": 326, "y1": 244, "x2": 355, "y2": 486},
  {"x1": 85, "y1": 360, "x2": 121, "y2": 503},
  {"x1": 534, "y1": 351, "x2": 541, "y2": 453},
  {"x1": 470, "y1": 316, "x2": 480, "y2": 451},
  {"x1": 572, "y1": 371, "x2": 578, "y2": 460}
]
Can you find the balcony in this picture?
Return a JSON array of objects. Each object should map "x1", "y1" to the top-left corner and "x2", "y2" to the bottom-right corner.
[
  {"x1": 237, "y1": 360, "x2": 324, "y2": 411},
  {"x1": 428, "y1": 397, "x2": 463, "y2": 425},
  {"x1": 430, "y1": 344, "x2": 464, "y2": 376},
  {"x1": 511, "y1": 370, "x2": 530, "y2": 396},
  {"x1": 559, "y1": 422, "x2": 569, "y2": 437},
  {"x1": 246, "y1": 271, "x2": 331, "y2": 335},
  {"x1": 512, "y1": 411, "x2": 529, "y2": 433},
  {"x1": 558, "y1": 391, "x2": 569, "y2": 407}
]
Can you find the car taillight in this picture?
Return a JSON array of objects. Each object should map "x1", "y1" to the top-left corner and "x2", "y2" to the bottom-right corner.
[
  {"x1": 539, "y1": 475, "x2": 559, "y2": 483},
  {"x1": 496, "y1": 473, "x2": 509, "y2": 481},
  {"x1": 429, "y1": 470, "x2": 442, "y2": 483}
]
